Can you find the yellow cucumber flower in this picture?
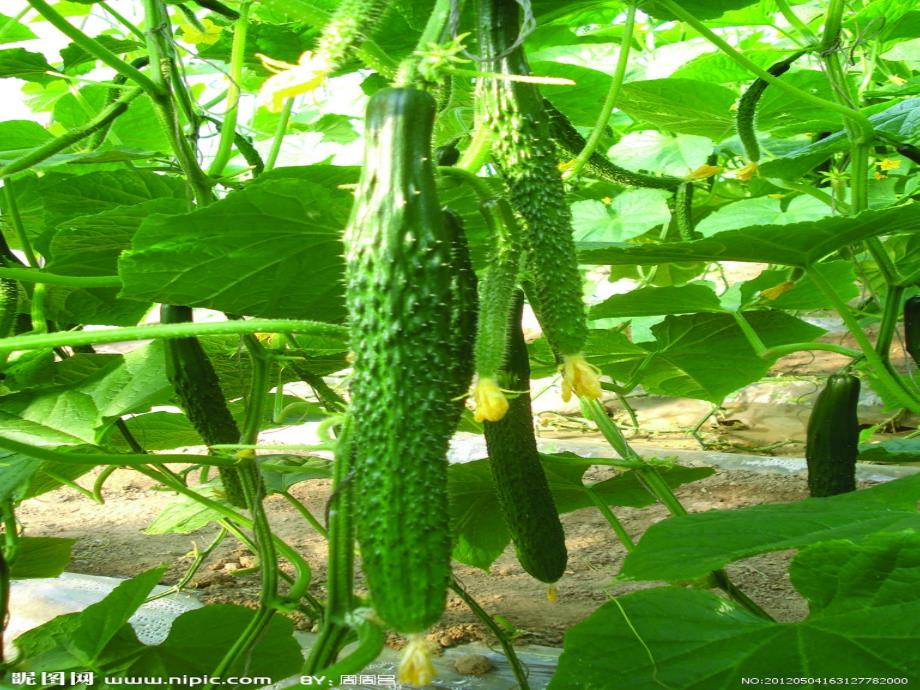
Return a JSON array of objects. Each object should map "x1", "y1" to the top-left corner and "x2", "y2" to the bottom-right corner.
[
  {"x1": 560, "y1": 354, "x2": 602, "y2": 402},
  {"x1": 473, "y1": 377, "x2": 509, "y2": 422},
  {"x1": 257, "y1": 51, "x2": 331, "y2": 113},
  {"x1": 398, "y1": 634, "x2": 436, "y2": 687},
  {"x1": 685, "y1": 163, "x2": 722, "y2": 181},
  {"x1": 177, "y1": 16, "x2": 222, "y2": 46},
  {"x1": 877, "y1": 158, "x2": 901, "y2": 171},
  {"x1": 759, "y1": 281, "x2": 795, "y2": 301},
  {"x1": 734, "y1": 161, "x2": 758, "y2": 181}
]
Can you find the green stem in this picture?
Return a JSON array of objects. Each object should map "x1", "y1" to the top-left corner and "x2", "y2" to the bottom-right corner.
[
  {"x1": 0, "y1": 318, "x2": 346, "y2": 354},
  {"x1": 875, "y1": 284, "x2": 904, "y2": 365},
  {"x1": 0, "y1": 91, "x2": 142, "y2": 179},
  {"x1": 774, "y1": 0, "x2": 817, "y2": 43},
  {"x1": 450, "y1": 578, "x2": 532, "y2": 690},
  {"x1": 208, "y1": 2, "x2": 251, "y2": 176},
  {"x1": 566, "y1": 3, "x2": 637, "y2": 180},
  {"x1": 280, "y1": 491, "x2": 328, "y2": 538},
  {"x1": 304, "y1": 418, "x2": 355, "y2": 673},
  {"x1": 264, "y1": 98, "x2": 294, "y2": 172},
  {"x1": 142, "y1": 0, "x2": 214, "y2": 205},
  {"x1": 0, "y1": 268, "x2": 121, "y2": 288},
  {"x1": 732, "y1": 311, "x2": 768, "y2": 357},
  {"x1": 457, "y1": 121, "x2": 493, "y2": 173},
  {"x1": 27, "y1": 0, "x2": 161, "y2": 96},
  {"x1": 91, "y1": 465, "x2": 120, "y2": 503},
  {"x1": 0, "y1": 436, "x2": 239, "y2": 467},
  {"x1": 658, "y1": 0, "x2": 873, "y2": 140},
  {"x1": 99, "y1": 1, "x2": 146, "y2": 41},
  {"x1": 819, "y1": 0, "x2": 846, "y2": 54},
  {"x1": 761, "y1": 341, "x2": 861, "y2": 360},
  {"x1": 43, "y1": 469, "x2": 99, "y2": 502},
  {"x1": 584, "y1": 486, "x2": 635, "y2": 550},
  {"x1": 29, "y1": 283, "x2": 47, "y2": 334},
  {"x1": 146, "y1": 527, "x2": 227, "y2": 603},
  {"x1": 808, "y1": 265, "x2": 920, "y2": 411},
  {"x1": 1, "y1": 181, "x2": 37, "y2": 268},
  {"x1": 395, "y1": 0, "x2": 451, "y2": 87}
]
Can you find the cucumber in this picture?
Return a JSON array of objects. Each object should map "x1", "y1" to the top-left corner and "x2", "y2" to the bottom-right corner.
[
  {"x1": 345, "y1": 87, "x2": 457, "y2": 638},
  {"x1": 736, "y1": 51, "x2": 805, "y2": 168},
  {"x1": 160, "y1": 305, "x2": 247, "y2": 508},
  {"x1": 485, "y1": 291, "x2": 567, "y2": 583},
  {"x1": 544, "y1": 99, "x2": 683, "y2": 190},
  {"x1": 906, "y1": 295, "x2": 920, "y2": 367},
  {"x1": 444, "y1": 208, "x2": 478, "y2": 412},
  {"x1": 477, "y1": 0, "x2": 600, "y2": 402},
  {"x1": 0, "y1": 278, "x2": 18, "y2": 340},
  {"x1": 674, "y1": 182, "x2": 696, "y2": 240},
  {"x1": 315, "y1": 0, "x2": 389, "y2": 73},
  {"x1": 805, "y1": 373, "x2": 860, "y2": 497}
]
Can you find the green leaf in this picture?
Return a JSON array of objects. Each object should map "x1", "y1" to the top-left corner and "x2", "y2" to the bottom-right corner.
[
  {"x1": 119, "y1": 178, "x2": 349, "y2": 321},
  {"x1": 671, "y1": 46, "x2": 785, "y2": 83},
  {"x1": 127, "y1": 605, "x2": 304, "y2": 681},
  {"x1": 106, "y1": 411, "x2": 202, "y2": 451},
  {"x1": 695, "y1": 196, "x2": 830, "y2": 237},
  {"x1": 60, "y1": 36, "x2": 141, "y2": 72},
  {"x1": 607, "y1": 132, "x2": 714, "y2": 178},
  {"x1": 0, "y1": 120, "x2": 54, "y2": 154},
  {"x1": 534, "y1": 62, "x2": 612, "y2": 128},
  {"x1": 573, "y1": 189, "x2": 672, "y2": 243},
  {"x1": 858, "y1": 438, "x2": 920, "y2": 462},
  {"x1": 0, "y1": 13, "x2": 38, "y2": 43},
  {"x1": 145, "y1": 488, "x2": 226, "y2": 535},
  {"x1": 579, "y1": 205, "x2": 920, "y2": 268},
  {"x1": 641, "y1": 0, "x2": 759, "y2": 21},
  {"x1": 740, "y1": 261, "x2": 858, "y2": 310},
  {"x1": 9, "y1": 536, "x2": 75, "y2": 578},
  {"x1": 621, "y1": 473, "x2": 920, "y2": 581},
  {"x1": 0, "y1": 48, "x2": 56, "y2": 84},
  {"x1": 617, "y1": 79, "x2": 737, "y2": 140},
  {"x1": 550, "y1": 532, "x2": 920, "y2": 689},
  {"x1": 0, "y1": 451, "x2": 42, "y2": 502},
  {"x1": 588, "y1": 311, "x2": 823, "y2": 403},
  {"x1": 449, "y1": 454, "x2": 711, "y2": 570},
  {"x1": 47, "y1": 198, "x2": 187, "y2": 276},
  {"x1": 15, "y1": 567, "x2": 166, "y2": 670},
  {"x1": 590, "y1": 284, "x2": 723, "y2": 319},
  {"x1": 759, "y1": 98, "x2": 920, "y2": 179}
]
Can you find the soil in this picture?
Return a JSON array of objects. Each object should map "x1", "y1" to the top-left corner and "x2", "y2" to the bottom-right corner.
[{"x1": 16, "y1": 451, "x2": 848, "y2": 650}]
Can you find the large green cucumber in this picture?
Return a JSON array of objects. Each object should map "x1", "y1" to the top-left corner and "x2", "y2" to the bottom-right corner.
[
  {"x1": 160, "y1": 305, "x2": 247, "y2": 508},
  {"x1": 805, "y1": 373, "x2": 860, "y2": 497},
  {"x1": 345, "y1": 87, "x2": 458, "y2": 635},
  {"x1": 477, "y1": 0, "x2": 599, "y2": 401},
  {"x1": 485, "y1": 291, "x2": 567, "y2": 583}
]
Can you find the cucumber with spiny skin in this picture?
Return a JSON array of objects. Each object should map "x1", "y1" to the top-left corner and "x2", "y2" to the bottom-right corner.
[
  {"x1": 345, "y1": 87, "x2": 458, "y2": 636},
  {"x1": 906, "y1": 295, "x2": 920, "y2": 367},
  {"x1": 0, "y1": 278, "x2": 18, "y2": 340},
  {"x1": 485, "y1": 291, "x2": 568, "y2": 583},
  {"x1": 805, "y1": 373, "x2": 860, "y2": 497},
  {"x1": 315, "y1": 0, "x2": 389, "y2": 73},
  {"x1": 543, "y1": 99, "x2": 683, "y2": 190},
  {"x1": 478, "y1": 0, "x2": 599, "y2": 401},
  {"x1": 444, "y1": 208, "x2": 478, "y2": 411},
  {"x1": 160, "y1": 305, "x2": 247, "y2": 508},
  {"x1": 736, "y1": 51, "x2": 805, "y2": 165}
]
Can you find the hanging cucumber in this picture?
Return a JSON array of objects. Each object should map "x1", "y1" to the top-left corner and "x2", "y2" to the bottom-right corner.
[
  {"x1": 736, "y1": 51, "x2": 805, "y2": 177},
  {"x1": 477, "y1": 0, "x2": 601, "y2": 403},
  {"x1": 345, "y1": 88, "x2": 458, "y2": 652},
  {"x1": 805, "y1": 373, "x2": 860, "y2": 497},
  {"x1": 543, "y1": 99, "x2": 683, "y2": 190},
  {"x1": 472, "y1": 198, "x2": 522, "y2": 423},
  {"x1": 485, "y1": 291, "x2": 567, "y2": 583},
  {"x1": 906, "y1": 295, "x2": 920, "y2": 367},
  {"x1": 444, "y1": 208, "x2": 478, "y2": 415},
  {"x1": 0, "y1": 278, "x2": 18, "y2": 340},
  {"x1": 674, "y1": 181, "x2": 696, "y2": 240},
  {"x1": 160, "y1": 305, "x2": 247, "y2": 508}
]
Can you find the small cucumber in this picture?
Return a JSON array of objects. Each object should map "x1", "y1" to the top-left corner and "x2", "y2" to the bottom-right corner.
[{"x1": 805, "y1": 373, "x2": 860, "y2": 497}]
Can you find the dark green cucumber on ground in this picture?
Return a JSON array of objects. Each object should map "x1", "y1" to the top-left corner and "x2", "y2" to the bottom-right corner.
[
  {"x1": 805, "y1": 373, "x2": 860, "y2": 497},
  {"x1": 484, "y1": 291, "x2": 568, "y2": 583},
  {"x1": 160, "y1": 304, "x2": 247, "y2": 508},
  {"x1": 345, "y1": 87, "x2": 461, "y2": 635},
  {"x1": 905, "y1": 295, "x2": 920, "y2": 367}
]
